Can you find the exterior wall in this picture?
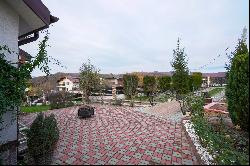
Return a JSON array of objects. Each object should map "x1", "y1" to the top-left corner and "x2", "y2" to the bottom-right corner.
[
  {"x1": 0, "y1": 0, "x2": 19, "y2": 164},
  {"x1": 0, "y1": 0, "x2": 19, "y2": 64}
]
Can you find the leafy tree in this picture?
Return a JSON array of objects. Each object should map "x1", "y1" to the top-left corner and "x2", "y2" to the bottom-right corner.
[
  {"x1": 171, "y1": 38, "x2": 190, "y2": 96},
  {"x1": 123, "y1": 74, "x2": 139, "y2": 107},
  {"x1": 189, "y1": 72, "x2": 203, "y2": 91},
  {"x1": 0, "y1": 32, "x2": 62, "y2": 122},
  {"x1": 143, "y1": 75, "x2": 157, "y2": 106},
  {"x1": 131, "y1": 72, "x2": 144, "y2": 87},
  {"x1": 171, "y1": 38, "x2": 190, "y2": 114},
  {"x1": 226, "y1": 28, "x2": 249, "y2": 131},
  {"x1": 79, "y1": 60, "x2": 101, "y2": 104},
  {"x1": 158, "y1": 76, "x2": 171, "y2": 93}
]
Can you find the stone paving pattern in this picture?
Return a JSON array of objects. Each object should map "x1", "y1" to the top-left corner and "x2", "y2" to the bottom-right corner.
[{"x1": 19, "y1": 104, "x2": 198, "y2": 165}]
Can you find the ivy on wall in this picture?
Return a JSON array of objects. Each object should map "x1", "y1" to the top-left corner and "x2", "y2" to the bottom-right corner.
[{"x1": 0, "y1": 31, "x2": 53, "y2": 123}]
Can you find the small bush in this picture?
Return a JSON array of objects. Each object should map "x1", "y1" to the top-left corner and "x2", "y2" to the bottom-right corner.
[
  {"x1": 113, "y1": 98, "x2": 123, "y2": 106},
  {"x1": 189, "y1": 94, "x2": 249, "y2": 165},
  {"x1": 48, "y1": 91, "x2": 74, "y2": 109},
  {"x1": 26, "y1": 113, "x2": 59, "y2": 163}
]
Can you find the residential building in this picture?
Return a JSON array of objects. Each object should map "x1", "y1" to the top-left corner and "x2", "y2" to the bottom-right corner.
[
  {"x1": 57, "y1": 76, "x2": 80, "y2": 92},
  {"x1": 202, "y1": 72, "x2": 227, "y2": 87},
  {"x1": 100, "y1": 74, "x2": 123, "y2": 88},
  {"x1": 0, "y1": 0, "x2": 58, "y2": 164},
  {"x1": 18, "y1": 48, "x2": 32, "y2": 66}
]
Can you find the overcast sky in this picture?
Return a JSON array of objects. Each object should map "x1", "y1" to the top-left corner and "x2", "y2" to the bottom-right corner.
[{"x1": 20, "y1": 0, "x2": 249, "y2": 77}]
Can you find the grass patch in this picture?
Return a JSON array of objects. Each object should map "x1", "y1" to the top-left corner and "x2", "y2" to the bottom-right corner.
[
  {"x1": 208, "y1": 87, "x2": 225, "y2": 97},
  {"x1": 21, "y1": 105, "x2": 51, "y2": 113}
]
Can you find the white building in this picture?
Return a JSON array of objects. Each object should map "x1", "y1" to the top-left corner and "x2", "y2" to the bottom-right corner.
[
  {"x1": 57, "y1": 76, "x2": 80, "y2": 92},
  {"x1": 0, "y1": 0, "x2": 58, "y2": 164}
]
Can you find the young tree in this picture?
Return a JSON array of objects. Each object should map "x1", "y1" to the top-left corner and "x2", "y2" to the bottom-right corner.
[
  {"x1": 143, "y1": 75, "x2": 157, "y2": 106},
  {"x1": 158, "y1": 76, "x2": 171, "y2": 93},
  {"x1": 226, "y1": 28, "x2": 249, "y2": 131},
  {"x1": 171, "y1": 38, "x2": 190, "y2": 96},
  {"x1": 123, "y1": 74, "x2": 139, "y2": 107},
  {"x1": 171, "y1": 38, "x2": 190, "y2": 114},
  {"x1": 79, "y1": 60, "x2": 101, "y2": 104}
]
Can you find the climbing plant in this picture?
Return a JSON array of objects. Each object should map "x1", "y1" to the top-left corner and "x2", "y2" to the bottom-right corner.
[{"x1": 0, "y1": 31, "x2": 55, "y2": 123}]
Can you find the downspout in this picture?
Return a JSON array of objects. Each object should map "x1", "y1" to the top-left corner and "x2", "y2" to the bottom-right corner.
[{"x1": 18, "y1": 32, "x2": 39, "y2": 46}]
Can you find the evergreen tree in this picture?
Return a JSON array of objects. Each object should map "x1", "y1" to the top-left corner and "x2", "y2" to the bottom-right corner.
[
  {"x1": 171, "y1": 38, "x2": 190, "y2": 96},
  {"x1": 226, "y1": 28, "x2": 249, "y2": 131}
]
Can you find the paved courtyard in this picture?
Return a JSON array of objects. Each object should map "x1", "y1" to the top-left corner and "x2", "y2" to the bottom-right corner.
[{"x1": 19, "y1": 104, "x2": 198, "y2": 165}]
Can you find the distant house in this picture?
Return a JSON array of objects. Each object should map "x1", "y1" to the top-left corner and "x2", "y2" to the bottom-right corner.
[
  {"x1": 202, "y1": 72, "x2": 227, "y2": 87},
  {"x1": 18, "y1": 49, "x2": 33, "y2": 66},
  {"x1": 57, "y1": 76, "x2": 80, "y2": 92},
  {"x1": 0, "y1": 0, "x2": 58, "y2": 164},
  {"x1": 100, "y1": 74, "x2": 123, "y2": 88}
]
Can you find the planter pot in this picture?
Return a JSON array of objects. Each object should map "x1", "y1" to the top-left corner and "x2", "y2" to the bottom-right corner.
[{"x1": 78, "y1": 106, "x2": 95, "y2": 118}]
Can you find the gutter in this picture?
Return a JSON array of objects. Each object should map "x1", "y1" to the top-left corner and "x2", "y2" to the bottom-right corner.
[
  {"x1": 18, "y1": 32, "x2": 39, "y2": 46},
  {"x1": 18, "y1": 16, "x2": 59, "y2": 46}
]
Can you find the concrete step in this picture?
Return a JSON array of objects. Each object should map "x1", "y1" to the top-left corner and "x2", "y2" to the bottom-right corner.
[{"x1": 18, "y1": 141, "x2": 28, "y2": 155}]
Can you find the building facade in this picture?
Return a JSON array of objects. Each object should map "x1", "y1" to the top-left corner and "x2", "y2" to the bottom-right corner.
[
  {"x1": 202, "y1": 72, "x2": 227, "y2": 87},
  {"x1": 57, "y1": 76, "x2": 80, "y2": 92},
  {"x1": 0, "y1": 0, "x2": 58, "y2": 164}
]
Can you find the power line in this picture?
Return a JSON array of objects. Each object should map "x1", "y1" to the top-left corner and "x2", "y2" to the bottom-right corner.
[{"x1": 190, "y1": 47, "x2": 229, "y2": 71}]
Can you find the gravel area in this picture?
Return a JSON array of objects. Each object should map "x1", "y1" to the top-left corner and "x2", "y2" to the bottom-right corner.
[{"x1": 135, "y1": 100, "x2": 184, "y2": 122}]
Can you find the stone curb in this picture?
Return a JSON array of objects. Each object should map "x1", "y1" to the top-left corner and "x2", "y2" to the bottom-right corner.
[{"x1": 181, "y1": 117, "x2": 205, "y2": 165}]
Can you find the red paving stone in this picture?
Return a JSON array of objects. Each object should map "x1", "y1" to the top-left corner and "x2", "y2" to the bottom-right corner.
[{"x1": 19, "y1": 105, "x2": 199, "y2": 165}]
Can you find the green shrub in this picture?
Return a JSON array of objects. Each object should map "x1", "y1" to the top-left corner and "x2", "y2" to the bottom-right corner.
[
  {"x1": 226, "y1": 28, "x2": 249, "y2": 131},
  {"x1": 26, "y1": 113, "x2": 59, "y2": 162},
  {"x1": 226, "y1": 53, "x2": 249, "y2": 131},
  {"x1": 189, "y1": 94, "x2": 249, "y2": 165},
  {"x1": 48, "y1": 91, "x2": 74, "y2": 109},
  {"x1": 113, "y1": 98, "x2": 123, "y2": 106},
  {"x1": 158, "y1": 76, "x2": 171, "y2": 93}
]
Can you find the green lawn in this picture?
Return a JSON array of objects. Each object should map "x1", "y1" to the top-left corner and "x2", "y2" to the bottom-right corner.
[
  {"x1": 208, "y1": 87, "x2": 225, "y2": 97},
  {"x1": 21, "y1": 105, "x2": 51, "y2": 113}
]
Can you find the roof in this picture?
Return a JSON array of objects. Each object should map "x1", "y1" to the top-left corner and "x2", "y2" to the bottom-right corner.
[
  {"x1": 57, "y1": 76, "x2": 80, "y2": 83},
  {"x1": 202, "y1": 72, "x2": 226, "y2": 78},
  {"x1": 20, "y1": 0, "x2": 59, "y2": 38},
  {"x1": 6, "y1": 0, "x2": 59, "y2": 39},
  {"x1": 130, "y1": 71, "x2": 173, "y2": 77},
  {"x1": 100, "y1": 74, "x2": 123, "y2": 79},
  {"x1": 19, "y1": 49, "x2": 33, "y2": 61}
]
